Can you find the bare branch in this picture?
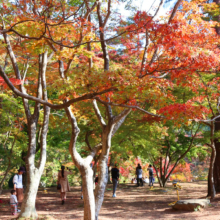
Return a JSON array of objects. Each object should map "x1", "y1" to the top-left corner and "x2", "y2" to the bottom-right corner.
[
  {"x1": 92, "y1": 99, "x2": 106, "y2": 127},
  {"x1": 85, "y1": 131, "x2": 93, "y2": 151},
  {"x1": 112, "y1": 108, "x2": 131, "y2": 137},
  {"x1": 140, "y1": 30, "x2": 149, "y2": 74},
  {"x1": 94, "y1": 97, "x2": 163, "y2": 118},
  {"x1": 168, "y1": 0, "x2": 182, "y2": 23},
  {"x1": 103, "y1": 0, "x2": 111, "y2": 27},
  {"x1": 65, "y1": 105, "x2": 84, "y2": 166}
]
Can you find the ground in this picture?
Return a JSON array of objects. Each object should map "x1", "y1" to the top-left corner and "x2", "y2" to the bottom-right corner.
[{"x1": 1, "y1": 181, "x2": 220, "y2": 220}]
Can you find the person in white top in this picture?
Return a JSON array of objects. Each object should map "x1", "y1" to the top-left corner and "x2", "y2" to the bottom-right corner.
[
  {"x1": 13, "y1": 166, "x2": 25, "y2": 205},
  {"x1": 10, "y1": 190, "x2": 18, "y2": 215}
]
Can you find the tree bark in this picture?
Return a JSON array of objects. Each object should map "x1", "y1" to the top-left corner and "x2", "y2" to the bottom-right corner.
[
  {"x1": 207, "y1": 122, "x2": 216, "y2": 198},
  {"x1": 153, "y1": 164, "x2": 163, "y2": 187},
  {"x1": 208, "y1": 146, "x2": 216, "y2": 198},
  {"x1": 95, "y1": 126, "x2": 112, "y2": 220},
  {"x1": 81, "y1": 166, "x2": 95, "y2": 220},
  {"x1": 19, "y1": 170, "x2": 40, "y2": 218},
  {"x1": 212, "y1": 118, "x2": 220, "y2": 193}
]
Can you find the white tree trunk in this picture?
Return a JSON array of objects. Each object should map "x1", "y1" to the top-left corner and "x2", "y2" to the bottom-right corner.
[
  {"x1": 81, "y1": 166, "x2": 95, "y2": 220},
  {"x1": 19, "y1": 170, "x2": 41, "y2": 219},
  {"x1": 95, "y1": 154, "x2": 109, "y2": 220},
  {"x1": 95, "y1": 130, "x2": 111, "y2": 220}
]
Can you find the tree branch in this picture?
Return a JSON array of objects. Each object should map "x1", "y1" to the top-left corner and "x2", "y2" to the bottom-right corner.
[
  {"x1": 0, "y1": 66, "x2": 117, "y2": 109},
  {"x1": 92, "y1": 99, "x2": 106, "y2": 127}
]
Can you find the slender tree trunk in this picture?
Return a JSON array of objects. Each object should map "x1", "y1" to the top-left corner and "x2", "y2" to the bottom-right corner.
[
  {"x1": 208, "y1": 147, "x2": 216, "y2": 198},
  {"x1": 207, "y1": 123, "x2": 216, "y2": 198},
  {"x1": 153, "y1": 164, "x2": 162, "y2": 187},
  {"x1": 213, "y1": 118, "x2": 220, "y2": 192}
]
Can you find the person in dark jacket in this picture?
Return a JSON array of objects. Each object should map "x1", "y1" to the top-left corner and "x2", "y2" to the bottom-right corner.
[
  {"x1": 111, "y1": 164, "x2": 119, "y2": 197},
  {"x1": 136, "y1": 164, "x2": 143, "y2": 187}
]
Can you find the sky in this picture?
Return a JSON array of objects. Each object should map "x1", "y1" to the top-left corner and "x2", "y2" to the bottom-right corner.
[{"x1": 118, "y1": 0, "x2": 177, "y2": 20}]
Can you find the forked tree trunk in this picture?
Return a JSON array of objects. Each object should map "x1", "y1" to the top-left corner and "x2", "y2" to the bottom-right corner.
[
  {"x1": 92, "y1": 100, "x2": 131, "y2": 220},
  {"x1": 19, "y1": 52, "x2": 50, "y2": 219},
  {"x1": 65, "y1": 105, "x2": 100, "y2": 220},
  {"x1": 2, "y1": 29, "x2": 51, "y2": 218}
]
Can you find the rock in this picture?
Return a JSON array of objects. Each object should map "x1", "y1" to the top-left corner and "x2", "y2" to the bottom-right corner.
[{"x1": 173, "y1": 199, "x2": 210, "y2": 211}]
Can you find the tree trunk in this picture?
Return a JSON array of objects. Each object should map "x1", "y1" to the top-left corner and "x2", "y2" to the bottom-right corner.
[
  {"x1": 81, "y1": 166, "x2": 95, "y2": 220},
  {"x1": 208, "y1": 146, "x2": 216, "y2": 198},
  {"x1": 19, "y1": 170, "x2": 40, "y2": 218},
  {"x1": 208, "y1": 122, "x2": 216, "y2": 198},
  {"x1": 95, "y1": 128, "x2": 111, "y2": 220},
  {"x1": 20, "y1": 109, "x2": 49, "y2": 219},
  {"x1": 153, "y1": 164, "x2": 162, "y2": 187},
  {"x1": 213, "y1": 118, "x2": 220, "y2": 192},
  {"x1": 161, "y1": 176, "x2": 167, "y2": 187}
]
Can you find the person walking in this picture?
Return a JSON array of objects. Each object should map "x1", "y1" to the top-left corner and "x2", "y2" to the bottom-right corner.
[
  {"x1": 57, "y1": 166, "x2": 72, "y2": 205},
  {"x1": 136, "y1": 164, "x2": 143, "y2": 187},
  {"x1": 111, "y1": 164, "x2": 119, "y2": 198},
  {"x1": 147, "y1": 164, "x2": 154, "y2": 187},
  {"x1": 13, "y1": 166, "x2": 25, "y2": 208}
]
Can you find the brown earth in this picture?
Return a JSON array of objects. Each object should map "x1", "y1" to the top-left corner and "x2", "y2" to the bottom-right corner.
[{"x1": 1, "y1": 181, "x2": 220, "y2": 220}]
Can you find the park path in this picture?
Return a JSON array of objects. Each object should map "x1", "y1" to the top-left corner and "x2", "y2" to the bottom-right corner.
[{"x1": 1, "y1": 182, "x2": 220, "y2": 219}]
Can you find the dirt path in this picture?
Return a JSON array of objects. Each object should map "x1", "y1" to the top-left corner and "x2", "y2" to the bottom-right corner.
[{"x1": 1, "y1": 181, "x2": 220, "y2": 220}]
